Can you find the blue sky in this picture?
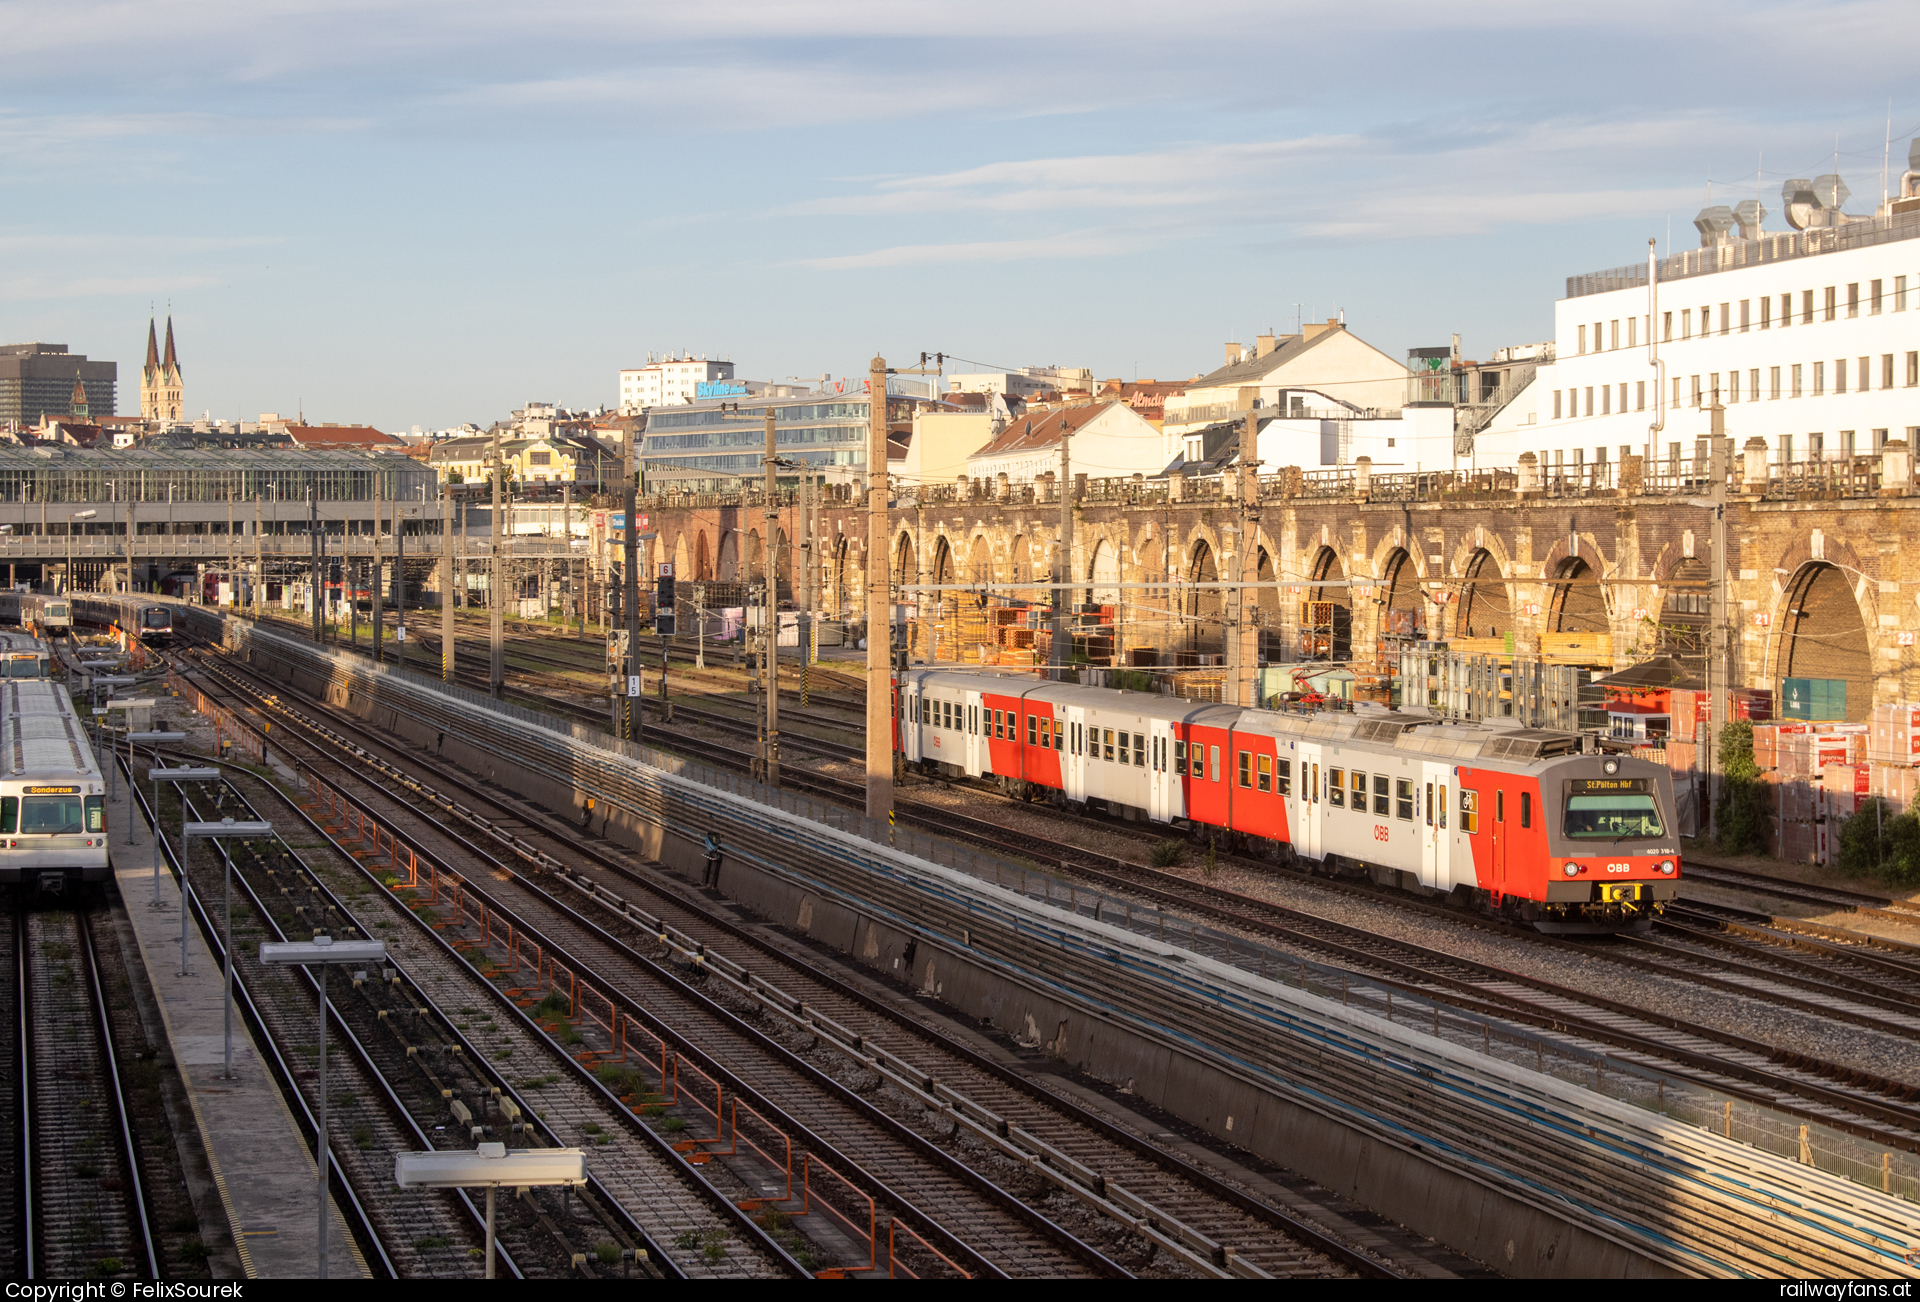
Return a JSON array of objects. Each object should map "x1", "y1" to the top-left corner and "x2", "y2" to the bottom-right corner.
[{"x1": 5, "y1": 0, "x2": 1919, "y2": 430}]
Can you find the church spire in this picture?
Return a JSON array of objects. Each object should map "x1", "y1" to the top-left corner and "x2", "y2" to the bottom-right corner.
[
  {"x1": 69, "y1": 376, "x2": 89, "y2": 418},
  {"x1": 145, "y1": 317, "x2": 160, "y2": 371},
  {"x1": 162, "y1": 315, "x2": 179, "y2": 372}
]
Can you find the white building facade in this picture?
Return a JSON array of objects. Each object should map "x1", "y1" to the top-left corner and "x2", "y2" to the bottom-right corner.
[
  {"x1": 1523, "y1": 213, "x2": 1920, "y2": 479},
  {"x1": 618, "y1": 354, "x2": 735, "y2": 413}
]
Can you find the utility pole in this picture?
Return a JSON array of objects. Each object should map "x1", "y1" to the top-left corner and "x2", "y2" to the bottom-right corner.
[
  {"x1": 371, "y1": 473, "x2": 384, "y2": 664},
  {"x1": 865, "y1": 356, "x2": 893, "y2": 822},
  {"x1": 1705, "y1": 406, "x2": 1731, "y2": 839},
  {"x1": 623, "y1": 415, "x2": 641, "y2": 742},
  {"x1": 763, "y1": 403, "x2": 781, "y2": 787},
  {"x1": 395, "y1": 494, "x2": 407, "y2": 673},
  {"x1": 489, "y1": 430, "x2": 504, "y2": 698},
  {"x1": 309, "y1": 485, "x2": 322, "y2": 643},
  {"x1": 441, "y1": 481, "x2": 455, "y2": 683},
  {"x1": 253, "y1": 496, "x2": 263, "y2": 620},
  {"x1": 1050, "y1": 415, "x2": 1073, "y2": 677},
  {"x1": 1228, "y1": 420, "x2": 1262, "y2": 707}
]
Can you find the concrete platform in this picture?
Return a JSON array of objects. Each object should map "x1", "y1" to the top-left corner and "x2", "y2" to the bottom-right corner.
[{"x1": 107, "y1": 755, "x2": 371, "y2": 1279}]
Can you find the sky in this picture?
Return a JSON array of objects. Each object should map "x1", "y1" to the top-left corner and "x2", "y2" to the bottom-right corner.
[{"x1": 5, "y1": 0, "x2": 1920, "y2": 431}]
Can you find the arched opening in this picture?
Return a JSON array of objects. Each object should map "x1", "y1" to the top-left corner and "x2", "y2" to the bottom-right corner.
[
  {"x1": 1090, "y1": 539, "x2": 1119, "y2": 605},
  {"x1": 1254, "y1": 546, "x2": 1282, "y2": 660},
  {"x1": 775, "y1": 528, "x2": 791, "y2": 593},
  {"x1": 693, "y1": 531, "x2": 712, "y2": 581},
  {"x1": 1778, "y1": 562, "x2": 1872, "y2": 720},
  {"x1": 930, "y1": 536, "x2": 955, "y2": 585},
  {"x1": 1549, "y1": 557, "x2": 1607, "y2": 633},
  {"x1": 745, "y1": 530, "x2": 764, "y2": 584},
  {"x1": 672, "y1": 533, "x2": 690, "y2": 583},
  {"x1": 1008, "y1": 534, "x2": 1031, "y2": 602},
  {"x1": 1380, "y1": 548, "x2": 1426, "y2": 641},
  {"x1": 1660, "y1": 557, "x2": 1709, "y2": 660},
  {"x1": 966, "y1": 535, "x2": 994, "y2": 585},
  {"x1": 893, "y1": 532, "x2": 918, "y2": 586},
  {"x1": 1187, "y1": 539, "x2": 1221, "y2": 652},
  {"x1": 716, "y1": 531, "x2": 739, "y2": 581},
  {"x1": 1457, "y1": 548, "x2": 1509, "y2": 639},
  {"x1": 1305, "y1": 545, "x2": 1350, "y2": 661}
]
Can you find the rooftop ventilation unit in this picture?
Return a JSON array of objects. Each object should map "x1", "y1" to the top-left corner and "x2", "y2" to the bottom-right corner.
[
  {"x1": 1732, "y1": 198, "x2": 1767, "y2": 241},
  {"x1": 1811, "y1": 173, "x2": 1851, "y2": 210},
  {"x1": 1693, "y1": 204, "x2": 1736, "y2": 246}
]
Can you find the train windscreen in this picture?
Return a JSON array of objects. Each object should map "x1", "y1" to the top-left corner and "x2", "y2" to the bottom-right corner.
[
  {"x1": 144, "y1": 608, "x2": 171, "y2": 628},
  {"x1": 1563, "y1": 781, "x2": 1665, "y2": 840},
  {"x1": 47, "y1": 604, "x2": 67, "y2": 618},
  {"x1": 18, "y1": 794, "x2": 104, "y2": 835}
]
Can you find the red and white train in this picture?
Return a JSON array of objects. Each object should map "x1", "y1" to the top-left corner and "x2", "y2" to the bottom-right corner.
[{"x1": 898, "y1": 668, "x2": 1681, "y2": 934}]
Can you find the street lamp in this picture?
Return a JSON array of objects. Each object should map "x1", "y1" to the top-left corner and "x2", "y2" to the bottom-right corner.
[
  {"x1": 262, "y1": 935, "x2": 386, "y2": 1280},
  {"x1": 124, "y1": 726, "x2": 183, "y2": 843},
  {"x1": 185, "y1": 816, "x2": 273, "y2": 1079},
  {"x1": 147, "y1": 765, "x2": 218, "y2": 907},
  {"x1": 394, "y1": 1143, "x2": 586, "y2": 1279}
]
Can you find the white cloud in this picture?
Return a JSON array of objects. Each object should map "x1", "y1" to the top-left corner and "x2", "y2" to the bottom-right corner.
[{"x1": 800, "y1": 228, "x2": 1146, "y2": 270}]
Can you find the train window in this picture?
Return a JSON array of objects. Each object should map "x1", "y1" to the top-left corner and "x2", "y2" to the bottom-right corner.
[
  {"x1": 1175, "y1": 740, "x2": 1187, "y2": 773},
  {"x1": 1395, "y1": 779, "x2": 1414, "y2": 821},
  {"x1": 1373, "y1": 774, "x2": 1390, "y2": 816},
  {"x1": 1132, "y1": 734, "x2": 1145, "y2": 767},
  {"x1": 1257, "y1": 755, "x2": 1272, "y2": 793},
  {"x1": 1102, "y1": 729, "x2": 1115, "y2": 762},
  {"x1": 1496, "y1": 790, "x2": 1505, "y2": 822},
  {"x1": 1238, "y1": 751, "x2": 1252, "y2": 788},
  {"x1": 1438, "y1": 785, "x2": 1447, "y2": 830},
  {"x1": 1053, "y1": 720, "x2": 1064, "y2": 752},
  {"x1": 1520, "y1": 791, "x2": 1532, "y2": 828},
  {"x1": 970, "y1": 705, "x2": 978, "y2": 734},
  {"x1": 1327, "y1": 767, "x2": 1344, "y2": 807},
  {"x1": 1276, "y1": 760, "x2": 1292, "y2": 796},
  {"x1": 1210, "y1": 745, "x2": 1221, "y2": 782},
  {"x1": 0, "y1": 797, "x2": 13, "y2": 833},
  {"x1": 22, "y1": 793, "x2": 92, "y2": 835},
  {"x1": 1191, "y1": 745, "x2": 1205, "y2": 778},
  {"x1": 1563, "y1": 791, "x2": 1663, "y2": 838},
  {"x1": 1027, "y1": 714, "x2": 1038, "y2": 746},
  {"x1": 1425, "y1": 782, "x2": 1434, "y2": 826},
  {"x1": 1460, "y1": 790, "x2": 1479, "y2": 833}
]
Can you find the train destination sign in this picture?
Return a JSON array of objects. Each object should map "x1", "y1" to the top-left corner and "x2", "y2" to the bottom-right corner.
[
  {"x1": 25, "y1": 785, "x2": 80, "y2": 794},
  {"x1": 1566, "y1": 778, "x2": 1649, "y2": 794}
]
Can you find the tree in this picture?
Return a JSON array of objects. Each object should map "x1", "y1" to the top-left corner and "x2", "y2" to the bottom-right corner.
[
  {"x1": 1835, "y1": 798, "x2": 1920, "y2": 885},
  {"x1": 1713, "y1": 720, "x2": 1771, "y2": 856}
]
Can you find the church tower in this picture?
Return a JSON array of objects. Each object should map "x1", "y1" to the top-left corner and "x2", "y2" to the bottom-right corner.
[
  {"x1": 141, "y1": 315, "x2": 183, "y2": 420},
  {"x1": 68, "y1": 376, "x2": 89, "y2": 419}
]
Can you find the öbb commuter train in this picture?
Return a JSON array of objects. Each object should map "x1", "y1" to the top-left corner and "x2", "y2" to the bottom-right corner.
[{"x1": 898, "y1": 669, "x2": 1681, "y2": 934}]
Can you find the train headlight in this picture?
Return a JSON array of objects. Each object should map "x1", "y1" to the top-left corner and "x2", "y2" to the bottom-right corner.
[
  {"x1": 1602, "y1": 758, "x2": 1620, "y2": 775},
  {"x1": 1660, "y1": 860, "x2": 1675, "y2": 875},
  {"x1": 1563, "y1": 862, "x2": 1580, "y2": 877}
]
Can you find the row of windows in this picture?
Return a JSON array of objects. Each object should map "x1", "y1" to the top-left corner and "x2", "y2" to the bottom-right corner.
[
  {"x1": 1575, "y1": 277, "x2": 1915, "y2": 354},
  {"x1": 1528, "y1": 429, "x2": 1914, "y2": 472},
  {"x1": 1554, "y1": 352, "x2": 1920, "y2": 419},
  {"x1": 648, "y1": 402, "x2": 870, "y2": 430},
  {"x1": 645, "y1": 425, "x2": 866, "y2": 451}
]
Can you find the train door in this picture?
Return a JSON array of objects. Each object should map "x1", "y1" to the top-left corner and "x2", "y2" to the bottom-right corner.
[
  {"x1": 1148, "y1": 718, "x2": 1174, "y2": 822},
  {"x1": 1491, "y1": 782, "x2": 1508, "y2": 891},
  {"x1": 1065, "y1": 704, "x2": 1088, "y2": 803},
  {"x1": 1420, "y1": 762, "x2": 1451, "y2": 890},
  {"x1": 902, "y1": 681, "x2": 923, "y2": 762},
  {"x1": 1295, "y1": 741, "x2": 1322, "y2": 862},
  {"x1": 963, "y1": 689, "x2": 984, "y2": 777}
]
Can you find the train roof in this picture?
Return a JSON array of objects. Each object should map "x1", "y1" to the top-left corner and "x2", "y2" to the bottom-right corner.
[
  {"x1": 0, "y1": 630, "x2": 47, "y2": 654},
  {"x1": 3, "y1": 680, "x2": 95, "y2": 778}
]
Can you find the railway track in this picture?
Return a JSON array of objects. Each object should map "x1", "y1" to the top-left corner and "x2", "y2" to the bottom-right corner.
[
  {"x1": 20, "y1": 907, "x2": 158, "y2": 1280},
  {"x1": 180, "y1": 645, "x2": 1394, "y2": 1279},
  {"x1": 128, "y1": 767, "x2": 707, "y2": 1280}
]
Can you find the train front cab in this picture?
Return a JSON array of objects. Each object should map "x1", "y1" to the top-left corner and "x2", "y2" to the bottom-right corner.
[
  {"x1": 0, "y1": 781, "x2": 111, "y2": 894},
  {"x1": 1455, "y1": 755, "x2": 1680, "y2": 933}
]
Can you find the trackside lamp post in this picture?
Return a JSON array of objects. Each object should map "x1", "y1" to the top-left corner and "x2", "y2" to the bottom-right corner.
[
  {"x1": 394, "y1": 1144, "x2": 587, "y2": 1278},
  {"x1": 263, "y1": 936, "x2": 387, "y2": 1279},
  {"x1": 186, "y1": 817, "x2": 273, "y2": 1079},
  {"x1": 143, "y1": 758, "x2": 207, "y2": 903}
]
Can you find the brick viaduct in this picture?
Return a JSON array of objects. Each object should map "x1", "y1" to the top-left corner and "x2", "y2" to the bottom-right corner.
[{"x1": 634, "y1": 444, "x2": 1920, "y2": 719}]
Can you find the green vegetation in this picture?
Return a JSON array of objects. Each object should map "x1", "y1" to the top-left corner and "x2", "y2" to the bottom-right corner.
[
  {"x1": 1713, "y1": 721, "x2": 1772, "y2": 856},
  {"x1": 414, "y1": 1236, "x2": 451, "y2": 1251},
  {"x1": 594, "y1": 1242, "x2": 621, "y2": 1266},
  {"x1": 659, "y1": 1116, "x2": 687, "y2": 1133},
  {"x1": 1836, "y1": 797, "x2": 1920, "y2": 885},
  {"x1": 1148, "y1": 840, "x2": 1184, "y2": 868}
]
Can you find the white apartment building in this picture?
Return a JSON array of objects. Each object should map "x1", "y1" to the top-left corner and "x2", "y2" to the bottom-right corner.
[
  {"x1": 947, "y1": 366, "x2": 1092, "y2": 400},
  {"x1": 618, "y1": 353, "x2": 735, "y2": 413},
  {"x1": 1512, "y1": 167, "x2": 1920, "y2": 477}
]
